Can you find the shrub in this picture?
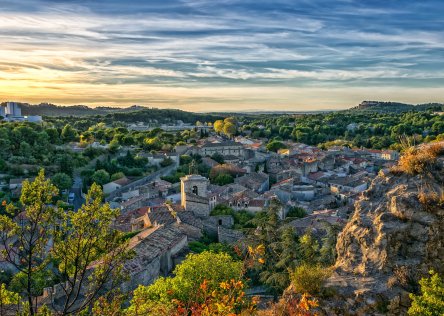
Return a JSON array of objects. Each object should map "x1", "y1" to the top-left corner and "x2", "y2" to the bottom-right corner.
[
  {"x1": 395, "y1": 143, "x2": 444, "y2": 175},
  {"x1": 408, "y1": 270, "x2": 444, "y2": 316},
  {"x1": 286, "y1": 206, "x2": 307, "y2": 218},
  {"x1": 291, "y1": 264, "x2": 332, "y2": 296}
]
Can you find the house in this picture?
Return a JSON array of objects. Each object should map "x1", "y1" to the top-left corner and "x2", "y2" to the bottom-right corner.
[
  {"x1": 381, "y1": 150, "x2": 399, "y2": 161},
  {"x1": 130, "y1": 205, "x2": 176, "y2": 231},
  {"x1": 199, "y1": 141, "x2": 245, "y2": 158},
  {"x1": 234, "y1": 172, "x2": 269, "y2": 193},
  {"x1": 103, "y1": 177, "x2": 131, "y2": 195},
  {"x1": 9, "y1": 178, "x2": 33, "y2": 190},
  {"x1": 120, "y1": 224, "x2": 188, "y2": 292},
  {"x1": 328, "y1": 176, "x2": 368, "y2": 194},
  {"x1": 139, "y1": 180, "x2": 172, "y2": 199}
]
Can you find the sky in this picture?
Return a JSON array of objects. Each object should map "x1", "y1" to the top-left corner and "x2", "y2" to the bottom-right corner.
[{"x1": 0, "y1": 0, "x2": 443, "y2": 112}]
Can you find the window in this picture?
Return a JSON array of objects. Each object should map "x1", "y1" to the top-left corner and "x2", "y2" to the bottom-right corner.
[
  {"x1": 192, "y1": 185, "x2": 198, "y2": 195},
  {"x1": 218, "y1": 219, "x2": 222, "y2": 225}
]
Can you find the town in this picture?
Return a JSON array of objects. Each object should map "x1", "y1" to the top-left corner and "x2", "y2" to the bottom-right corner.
[{"x1": 0, "y1": 101, "x2": 443, "y2": 315}]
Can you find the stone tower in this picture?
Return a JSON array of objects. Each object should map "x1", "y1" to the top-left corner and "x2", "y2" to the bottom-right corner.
[{"x1": 180, "y1": 174, "x2": 210, "y2": 217}]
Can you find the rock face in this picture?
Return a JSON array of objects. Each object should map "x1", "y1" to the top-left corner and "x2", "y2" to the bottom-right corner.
[{"x1": 324, "y1": 157, "x2": 443, "y2": 315}]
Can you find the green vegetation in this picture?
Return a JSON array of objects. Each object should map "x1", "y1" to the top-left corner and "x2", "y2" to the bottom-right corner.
[
  {"x1": 291, "y1": 264, "x2": 332, "y2": 296},
  {"x1": 408, "y1": 271, "x2": 444, "y2": 316},
  {"x1": 51, "y1": 172, "x2": 73, "y2": 192},
  {"x1": 266, "y1": 140, "x2": 287, "y2": 152},
  {"x1": 0, "y1": 171, "x2": 132, "y2": 315},
  {"x1": 286, "y1": 206, "x2": 307, "y2": 218},
  {"x1": 210, "y1": 204, "x2": 256, "y2": 229},
  {"x1": 213, "y1": 117, "x2": 238, "y2": 137},
  {"x1": 127, "y1": 252, "x2": 243, "y2": 313},
  {"x1": 240, "y1": 111, "x2": 444, "y2": 150}
]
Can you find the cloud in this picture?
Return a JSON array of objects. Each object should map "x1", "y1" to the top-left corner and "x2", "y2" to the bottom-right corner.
[{"x1": 0, "y1": 0, "x2": 443, "y2": 110}]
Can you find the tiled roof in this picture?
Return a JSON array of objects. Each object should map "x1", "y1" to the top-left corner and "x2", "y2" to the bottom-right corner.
[{"x1": 202, "y1": 141, "x2": 243, "y2": 148}]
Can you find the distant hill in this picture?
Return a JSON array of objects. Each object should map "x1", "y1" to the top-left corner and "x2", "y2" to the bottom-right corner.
[
  {"x1": 0, "y1": 101, "x2": 224, "y2": 124},
  {"x1": 10, "y1": 102, "x2": 149, "y2": 116},
  {"x1": 350, "y1": 100, "x2": 444, "y2": 113}
]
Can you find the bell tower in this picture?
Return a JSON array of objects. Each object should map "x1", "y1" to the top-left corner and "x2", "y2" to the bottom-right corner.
[{"x1": 180, "y1": 174, "x2": 210, "y2": 216}]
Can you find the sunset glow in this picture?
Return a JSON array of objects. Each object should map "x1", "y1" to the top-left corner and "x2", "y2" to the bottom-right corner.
[{"x1": 1, "y1": 0, "x2": 443, "y2": 110}]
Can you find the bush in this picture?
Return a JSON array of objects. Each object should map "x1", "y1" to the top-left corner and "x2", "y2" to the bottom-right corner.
[
  {"x1": 291, "y1": 264, "x2": 332, "y2": 296},
  {"x1": 408, "y1": 271, "x2": 444, "y2": 316},
  {"x1": 286, "y1": 206, "x2": 307, "y2": 218},
  {"x1": 396, "y1": 143, "x2": 444, "y2": 175}
]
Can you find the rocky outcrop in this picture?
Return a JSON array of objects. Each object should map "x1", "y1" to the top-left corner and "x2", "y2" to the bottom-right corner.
[{"x1": 323, "y1": 149, "x2": 443, "y2": 315}]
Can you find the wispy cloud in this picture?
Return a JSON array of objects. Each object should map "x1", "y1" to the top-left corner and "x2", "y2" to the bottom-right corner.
[{"x1": 0, "y1": 0, "x2": 443, "y2": 110}]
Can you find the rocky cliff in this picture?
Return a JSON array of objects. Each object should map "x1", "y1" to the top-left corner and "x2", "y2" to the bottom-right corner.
[{"x1": 323, "y1": 143, "x2": 444, "y2": 315}]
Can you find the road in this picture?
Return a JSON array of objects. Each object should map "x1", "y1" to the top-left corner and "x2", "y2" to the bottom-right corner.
[
  {"x1": 105, "y1": 164, "x2": 176, "y2": 202},
  {"x1": 70, "y1": 154, "x2": 107, "y2": 211},
  {"x1": 70, "y1": 176, "x2": 84, "y2": 211}
]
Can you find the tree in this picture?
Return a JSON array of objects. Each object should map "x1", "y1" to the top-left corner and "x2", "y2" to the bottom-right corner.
[
  {"x1": 223, "y1": 121, "x2": 237, "y2": 137},
  {"x1": 286, "y1": 206, "x2": 307, "y2": 218},
  {"x1": 110, "y1": 172, "x2": 125, "y2": 182},
  {"x1": 108, "y1": 138, "x2": 120, "y2": 154},
  {"x1": 52, "y1": 172, "x2": 73, "y2": 192},
  {"x1": 0, "y1": 283, "x2": 21, "y2": 316},
  {"x1": 91, "y1": 169, "x2": 110, "y2": 185},
  {"x1": 160, "y1": 157, "x2": 173, "y2": 167},
  {"x1": 319, "y1": 223, "x2": 342, "y2": 266},
  {"x1": 126, "y1": 252, "x2": 243, "y2": 314},
  {"x1": 214, "y1": 120, "x2": 225, "y2": 134},
  {"x1": 266, "y1": 140, "x2": 287, "y2": 152},
  {"x1": 211, "y1": 152, "x2": 224, "y2": 164},
  {"x1": 213, "y1": 173, "x2": 234, "y2": 185},
  {"x1": 408, "y1": 271, "x2": 444, "y2": 316},
  {"x1": 299, "y1": 231, "x2": 320, "y2": 265},
  {"x1": 248, "y1": 199, "x2": 299, "y2": 294},
  {"x1": 0, "y1": 170, "x2": 58, "y2": 315},
  {"x1": 50, "y1": 183, "x2": 132, "y2": 314},
  {"x1": 61, "y1": 124, "x2": 78, "y2": 142}
]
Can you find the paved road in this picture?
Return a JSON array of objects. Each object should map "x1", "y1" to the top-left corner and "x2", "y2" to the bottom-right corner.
[
  {"x1": 105, "y1": 164, "x2": 177, "y2": 202},
  {"x1": 70, "y1": 154, "x2": 107, "y2": 211},
  {"x1": 70, "y1": 176, "x2": 85, "y2": 211}
]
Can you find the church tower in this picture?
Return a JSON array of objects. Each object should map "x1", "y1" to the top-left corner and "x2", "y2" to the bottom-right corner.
[{"x1": 180, "y1": 173, "x2": 210, "y2": 217}]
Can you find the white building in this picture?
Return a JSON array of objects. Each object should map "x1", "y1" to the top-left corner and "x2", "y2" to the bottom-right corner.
[{"x1": 6, "y1": 102, "x2": 21, "y2": 116}]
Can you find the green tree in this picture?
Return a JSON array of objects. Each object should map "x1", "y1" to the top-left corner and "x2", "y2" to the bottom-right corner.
[
  {"x1": 91, "y1": 169, "x2": 110, "y2": 185},
  {"x1": 223, "y1": 121, "x2": 237, "y2": 137},
  {"x1": 213, "y1": 173, "x2": 234, "y2": 185},
  {"x1": 0, "y1": 170, "x2": 58, "y2": 315},
  {"x1": 51, "y1": 172, "x2": 73, "y2": 192},
  {"x1": 50, "y1": 183, "x2": 132, "y2": 314},
  {"x1": 127, "y1": 252, "x2": 243, "y2": 313},
  {"x1": 299, "y1": 230, "x2": 320, "y2": 265},
  {"x1": 408, "y1": 271, "x2": 444, "y2": 316},
  {"x1": 0, "y1": 283, "x2": 20, "y2": 316},
  {"x1": 319, "y1": 223, "x2": 342, "y2": 266},
  {"x1": 108, "y1": 138, "x2": 120, "y2": 154},
  {"x1": 61, "y1": 124, "x2": 78, "y2": 142},
  {"x1": 266, "y1": 140, "x2": 287, "y2": 152},
  {"x1": 110, "y1": 172, "x2": 125, "y2": 182},
  {"x1": 286, "y1": 206, "x2": 307, "y2": 218}
]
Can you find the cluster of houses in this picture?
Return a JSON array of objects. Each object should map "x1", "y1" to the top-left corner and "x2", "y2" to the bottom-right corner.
[
  {"x1": 3, "y1": 132, "x2": 401, "y2": 311},
  {"x1": 74, "y1": 135, "x2": 399, "y2": 293}
]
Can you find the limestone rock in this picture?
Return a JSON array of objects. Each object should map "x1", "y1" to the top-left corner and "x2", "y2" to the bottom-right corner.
[{"x1": 322, "y1": 146, "x2": 444, "y2": 315}]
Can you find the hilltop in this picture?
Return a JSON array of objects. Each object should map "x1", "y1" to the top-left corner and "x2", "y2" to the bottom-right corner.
[{"x1": 350, "y1": 101, "x2": 444, "y2": 113}]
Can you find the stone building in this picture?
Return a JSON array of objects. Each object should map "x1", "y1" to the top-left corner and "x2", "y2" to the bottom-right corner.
[
  {"x1": 199, "y1": 141, "x2": 245, "y2": 158},
  {"x1": 180, "y1": 174, "x2": 210, "y2": 217}
]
